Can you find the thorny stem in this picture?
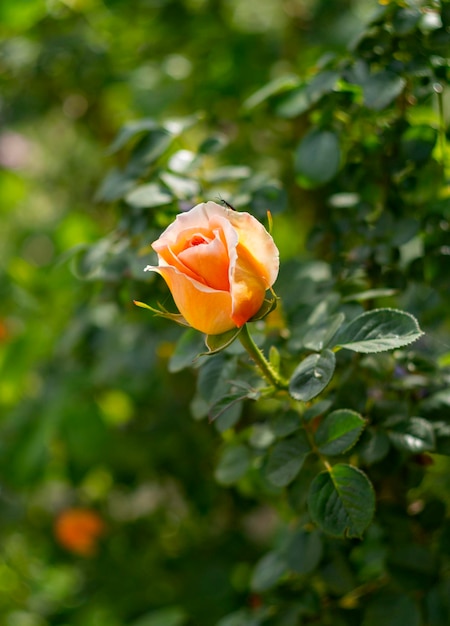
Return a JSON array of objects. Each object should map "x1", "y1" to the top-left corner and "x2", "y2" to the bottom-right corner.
[{"x1": 238, "y1": 324, "x2": 288, "y2": 390}]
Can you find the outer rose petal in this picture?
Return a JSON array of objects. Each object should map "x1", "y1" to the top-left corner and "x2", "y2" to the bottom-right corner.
[
  {"x1": 225, "y1": 209, "x2": 279, "y2": 287},
  {"x1": 207, "y1": 214, "x2": 268, "y2": 326},
  {"x1": 151, "y1": 265, "x2": 236, "y2": 335},
  {"x1": 229, "y1": 257, "x2": 267, "y2": 327},
  {"x1": 153, "y1": 202, "x2": 227, "y2": 247}
]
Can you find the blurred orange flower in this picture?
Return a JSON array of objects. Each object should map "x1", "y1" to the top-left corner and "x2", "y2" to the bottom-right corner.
[
  {"x1": 0, "y1": 319, "x2": 9, "y2": 343},
  {"x1": 54, "y1": 508, "x2": 105, "y2": 556}
]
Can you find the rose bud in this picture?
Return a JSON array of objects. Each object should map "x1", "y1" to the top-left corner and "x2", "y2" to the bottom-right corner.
[{"x1": 145, "y1": 201, "x2": 279, "y2": 335}]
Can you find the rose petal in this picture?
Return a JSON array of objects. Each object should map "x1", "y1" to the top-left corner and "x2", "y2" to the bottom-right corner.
[
  {"x1": 153, "y1": 240, "x2": 206, "y2": 284},
  {"x1": 153, "y1": 202, "x2": 225, "y2": 246},
  {"x1": 229, "y1": 256, "x2": 267, "y2": 327},
  {"x1": 148, "y1": 265, "x2": 236, "y2": 335},
  {"x1": 225, "y1": 209, "x2": 279, "y2": 287},
  {"x1": 177, "y1": 230, "x2": 230, "y2": 291}
]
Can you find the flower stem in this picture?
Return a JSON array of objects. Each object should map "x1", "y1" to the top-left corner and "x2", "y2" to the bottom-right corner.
[{"x1": 238, "y1": 324, "x2": 287, "y2": 389}]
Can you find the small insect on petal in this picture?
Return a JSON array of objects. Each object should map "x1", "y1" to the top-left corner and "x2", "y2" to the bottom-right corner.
[{"x1": 219, "y1": 196, "x2": 236, "y2": 211}]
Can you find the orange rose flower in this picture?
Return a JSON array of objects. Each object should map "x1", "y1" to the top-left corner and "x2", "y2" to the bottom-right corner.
[
  {"x1": 145, "y1": 201, "x2": 279, "y2": 335},
  {"x1": 54, "y1": 508, "x2": 105, "y2": 556}
]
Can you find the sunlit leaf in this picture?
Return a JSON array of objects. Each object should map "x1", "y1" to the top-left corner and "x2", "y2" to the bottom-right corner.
[
  {"x1": 334, "y1": 308, "x2": 424, "y2": 353},
  {"x1": 388, "y1": 417, "x2": 435, "y2": 453},
  {"x1": 125, "y1": 183, "x2": 173, "y2": 208}
]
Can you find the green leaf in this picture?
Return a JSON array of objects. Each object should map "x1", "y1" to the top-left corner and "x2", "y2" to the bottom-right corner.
[
  {"x1": 214, "y1": 402, "x2": 243, "y2": 433},
  {"x1": 426, "y1": 582, "x2": 450, "y2": 626},
  {"x1": 125, "y1": 183, "x2": 173, "y2": 208},
  {"x1": 250, "y1": 551, "x2": 288, "y2": 592},
  {"x1": 198, "y1": 134, "x2": 228, "y2": 155},
  {"x1": 361, "y1": 71, "x2": 406, "y2": 111},
  {"x1": 270, "y1": 409, "x2": 300, "y2": 438},
  {"x1": 204, "y1": 165, "x2": 252, "y2": 183},
  {"x1": 401, "y1": 125, "x2": 437, "y2": 163},
  {"x1": 308, "y1": 464, "x2": 375, "y2": 538},
  {"x1": 362, "y1": 592, "x2": 421, "y2": 626},
  {"x1": 295, "y1": 129, "x2": 340, "y2": 186},
  {"x1": 342, "y1": 288, "x2": 397, "y2": 302},
  {"x1": 357, "y1": 428, "x2": 390, "y2": 465},
  {"x1": 94, "y1": 168, "x2": 135, "y2": 202},
  {"x1": 127, "y1": 130, "x2": 173, "y2": 175},
  {"x1": 243, "y1": 74, "x2": 300, "y2": 110},
  {"x1": 302, "y1": 313, "x2": 345, "y2": 352},
  {"x1": 250, "y1": 184, "x2": 287, "y2": 218},
  {"x1": 388, "y1": 417, "x2": 435, "y2": 453},
  {"x1": 197, "y1": 354, "x2": 237, "y2": 404},
  {"x1": 303, "y1": 399, "x2": 333, "y2": 423},
  {"x1": 168, "y1": 149, "x2": 197, "y2": 174},
  {"x1": 315, "y1": 409, "x2": 366, "y2": 456},
  {"x1": 289, "y1": 350, "x2": 336, "y2": 402},
  {"x1": 392, "y1": 7, "x2": 421, "y2": 34},
  {"x1": 168, "y1": 329, "x2": 204, "y2": 373},
  {"x1": 159, "y1": 172, "x2": 200, "y2": 199},
  {"x1": 209, "y1": 386, "x2": 259, "y2": 423},
  {"x1": 277, "y1": 70, "x2": 339, "y2": 118},
  {"x1": 203, "y1": 328, "x2": 242, "y2": 355},
  {"x1": 215, "y1": 444, "x2": 250, "y2": 485},
  {"x1": 265, "y1": 432, "x2": 311, "y2": 487},
  {"x1": 132, "y1": 607, "x2": 187, "y2": 626},
  {"x1": 107, "y1": 118, "x2": 160, "y2": 154},
  {"x1": 216, "y1": 610, "x2": 262, "y2": 626},
  {"x1": 344, "y1": 61, "x2": 406, "y2": 110},
  {"x1": 286, "y1": 529, "x2": 323, "y2": 575},
  {"x1": 334, "y1": 308, "x2": 424, "y2": 353}
]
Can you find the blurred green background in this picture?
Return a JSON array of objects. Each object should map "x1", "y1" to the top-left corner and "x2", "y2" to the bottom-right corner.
[{"x1": 1, "y1": 1, "x2": 449, "y2": 625}]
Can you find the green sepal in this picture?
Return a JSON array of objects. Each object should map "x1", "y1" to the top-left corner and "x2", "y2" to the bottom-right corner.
[
  {"x1": 203, "y1": 327, "x2": 242, "y2": 355},
  {"x1": 249, "y1": 293, "x2": 278, "y2": 322},
  {"x1": 133, "y1": 300, "x2": 190, "y2": 327}
]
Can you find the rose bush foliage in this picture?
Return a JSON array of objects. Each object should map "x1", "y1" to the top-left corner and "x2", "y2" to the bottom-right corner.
[{"x1": 1, "y1": 1, "x2": 449, "y2": 626}]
